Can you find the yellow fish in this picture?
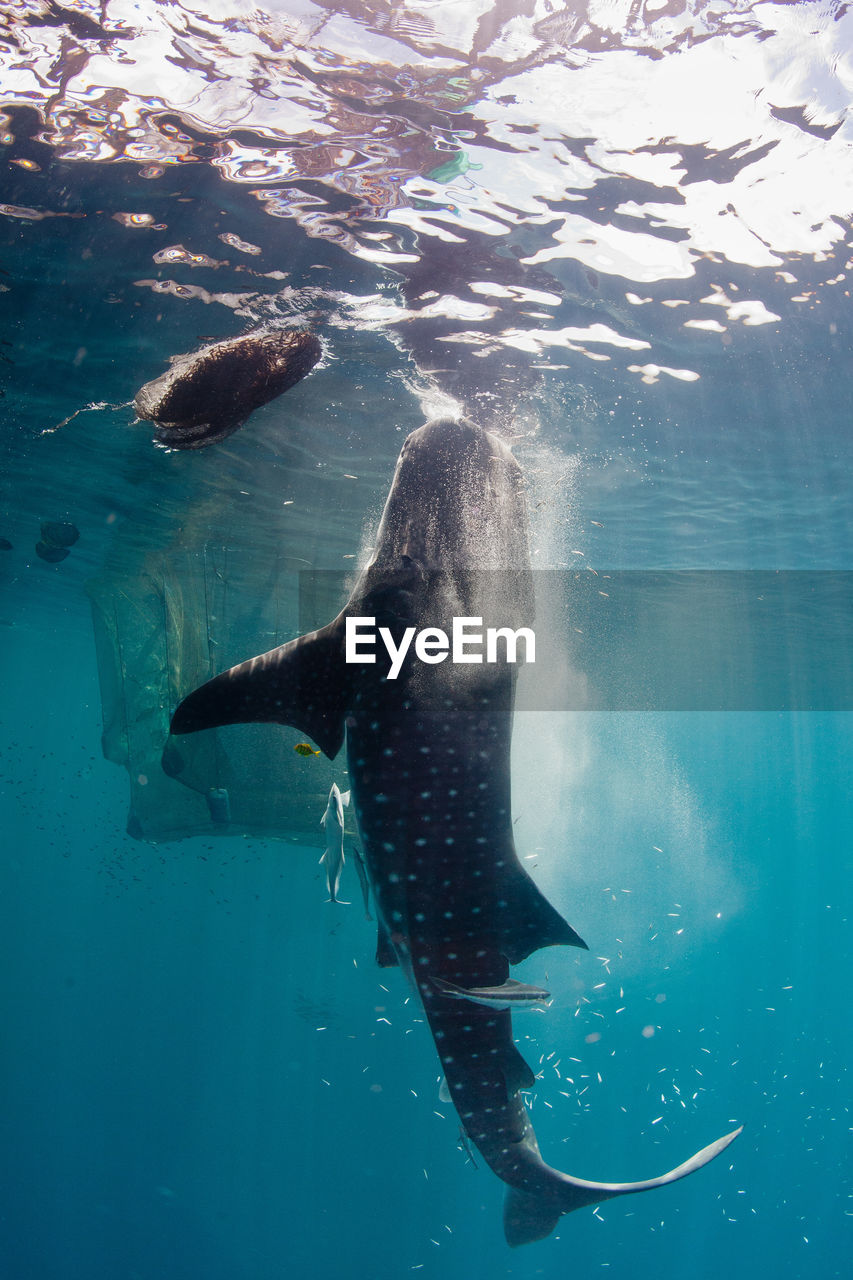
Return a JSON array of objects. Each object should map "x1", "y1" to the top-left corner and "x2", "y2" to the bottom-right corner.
[{"x1": 294, "y1": 742, "x2": 320, "y2": 757}]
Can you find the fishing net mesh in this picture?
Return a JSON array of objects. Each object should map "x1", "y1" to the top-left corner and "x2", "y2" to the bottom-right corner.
[{"x1": 88, "y1": 546, "x2": 344, "y2": 843}]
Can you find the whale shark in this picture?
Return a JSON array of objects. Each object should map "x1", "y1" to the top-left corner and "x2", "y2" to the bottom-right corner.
[{"x1": 166, "y1": 417, "x2": 741, "y2": 1245}]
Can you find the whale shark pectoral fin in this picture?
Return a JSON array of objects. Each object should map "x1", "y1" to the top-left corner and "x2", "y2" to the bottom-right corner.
[
  {"x1": 498, "y1": 869, "x2": 588, "y2": 964},
  {"x1": 168, "y1": 618, "x2": 348, "y2": 760},
  {"x1": 503, "y1": 1125, "x2": 744, "y2": 1246}
]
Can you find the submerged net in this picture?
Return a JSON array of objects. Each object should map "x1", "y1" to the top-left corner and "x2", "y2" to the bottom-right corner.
[{"x1": 88, "y1": 545, "x2": 346, "y2": 844}]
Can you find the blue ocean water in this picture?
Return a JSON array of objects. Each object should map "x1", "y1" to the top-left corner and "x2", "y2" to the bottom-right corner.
[{"x1": 1, "y1": 4, "x2": 852, "y2": 1278}]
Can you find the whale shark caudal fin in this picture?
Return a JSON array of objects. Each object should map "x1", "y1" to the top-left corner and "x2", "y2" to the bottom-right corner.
[
  {"x1": 168, "y1": 619, "x2": 348, "y2": 759},
  {"x1": 503, "y1": 1187, "x2": 564, "y2": 1248},
  {"x1": 502, "y1": 1125, "x2": 744, "y2": 1246}
]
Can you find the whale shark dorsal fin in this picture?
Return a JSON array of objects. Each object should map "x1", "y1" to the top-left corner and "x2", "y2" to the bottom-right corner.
[{"x1": 168, "y1": 618, "x2": 349, "y2": 760}]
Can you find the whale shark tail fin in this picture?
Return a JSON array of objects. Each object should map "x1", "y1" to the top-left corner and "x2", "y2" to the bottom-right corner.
[
  {"x1": 503, "y1": 1187, "x2": 562, "y2": 1247},
  {"x1": 168, "y1": 618, "x2": 348, "y2": 759},
  {"x1": 503, "y1": 1125, "x2": 744, "y2": 1246}
]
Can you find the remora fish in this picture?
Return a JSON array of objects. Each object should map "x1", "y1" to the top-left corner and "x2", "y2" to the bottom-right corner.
[
  {"x1": 431, "y1": 976, "x2": 552, "y2": 1010},
  {"x1": 320, "y1": 782, "x2": 350, "y2": 903},
  {"x1": 166, "y1": 417, "x2": 741, "y2": 1245}
]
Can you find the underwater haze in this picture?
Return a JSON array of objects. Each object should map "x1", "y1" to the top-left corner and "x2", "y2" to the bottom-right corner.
[{"x1": 1, "y1": 3, "x2": 852, "y2": 1278}]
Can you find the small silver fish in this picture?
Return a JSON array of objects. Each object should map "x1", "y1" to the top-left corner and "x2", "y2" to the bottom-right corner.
[
  {"x1": 431, "y1": 976, "x2": 552, "y2": 1010},
  {"x1": 320, "y1": 783, "x2": 350, "y2": 903}
]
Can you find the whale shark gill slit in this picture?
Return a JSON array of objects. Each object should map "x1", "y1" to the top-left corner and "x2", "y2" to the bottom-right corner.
[{"x1": 166, "y1": 418, "x2": 741, "y2": 1245}]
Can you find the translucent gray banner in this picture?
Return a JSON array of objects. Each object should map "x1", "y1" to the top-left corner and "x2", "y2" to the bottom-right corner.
[{"x1": 298, "y1": 570, "x2": 853, "y2": 711}]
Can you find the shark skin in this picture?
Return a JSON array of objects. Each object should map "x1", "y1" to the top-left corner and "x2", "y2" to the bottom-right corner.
[{"x1": 166, "y1": 417, "x2": 742, "y2": 1245}]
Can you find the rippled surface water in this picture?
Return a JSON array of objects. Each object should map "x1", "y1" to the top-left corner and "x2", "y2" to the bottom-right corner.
[{"x1": 1, "y1": 5, "x2": 851, "y2": 1279}]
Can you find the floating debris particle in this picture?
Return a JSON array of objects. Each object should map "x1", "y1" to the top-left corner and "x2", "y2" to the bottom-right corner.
[
  {"x1": 40, "y1": 520, "x2": 79, "y2": 548},
  {"x1": 134, "y1": 327, "x2": 322, "y2": 449},
  {"x1": 113, "y1": 211, "x2": 165, "y2": 229},
  {"x1": 36, "y1": 520, "x2": 79, "y2": 562},
  {"x1": 219, "y1": 232, "x2": 262, "y2": 255}
]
